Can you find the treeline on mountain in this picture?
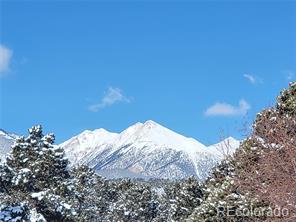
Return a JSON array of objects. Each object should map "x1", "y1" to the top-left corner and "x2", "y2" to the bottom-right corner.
[{"x1": 1, "y1": 83, "x2": 295, "y2": 221}]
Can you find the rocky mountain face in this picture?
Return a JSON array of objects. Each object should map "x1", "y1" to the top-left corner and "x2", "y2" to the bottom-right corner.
[
  {"x1": 0, "y1": 121, "x2": 240, "y2": 180},
  {"x1": 60, "y1": 120, "x2": 240, "y2": 180}
]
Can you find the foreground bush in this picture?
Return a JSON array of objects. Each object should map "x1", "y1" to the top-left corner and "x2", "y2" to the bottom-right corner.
[
  {"x1": 188, "y1": 83, "x2": 296, "y2": 222},
  {"x1": 234, "y1": 83, "x2": 296, "y2": 221}
]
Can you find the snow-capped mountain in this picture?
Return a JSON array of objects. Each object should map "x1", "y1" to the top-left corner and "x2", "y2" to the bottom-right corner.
[
  {"x1": 207, "y1": 137, "x2": 240, "y2": 158},
  {"x1": 60, "y1": 128, "x2": 118, "y2": 165},
  {"x1": 61, "y1": 120, "x2": 240, "y2": 180},
  {"x1": 0, "y1": 121, "x2": 240, "y2": 180},
  {"x1": 0, "y1": 129, "x2": 17, "y2": 162}
]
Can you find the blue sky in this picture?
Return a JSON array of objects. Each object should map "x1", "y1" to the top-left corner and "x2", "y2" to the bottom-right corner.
[{"x1": 0, "y1": 1, "x2": 295, "y2": 145}]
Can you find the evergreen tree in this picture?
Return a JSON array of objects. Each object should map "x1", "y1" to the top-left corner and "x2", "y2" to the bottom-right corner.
[
  {"x1": 187, "y1": 159, "x2": 256, "y2": 222},
  {"x1": 156, "y1": 177, "x2": 203, "y2": 221},
  {"x1": 110, "y1": 179, "x2": 159, "y2": 222},
  {"x1": 70, "y1": 165, "x2": 99, "y2": 221},
  {"x1": 7, "y1": 125, "x2": 69, "y2": 193},
  {"x1": 0, "y1": 126, "x2": 78, "y2": 221}
]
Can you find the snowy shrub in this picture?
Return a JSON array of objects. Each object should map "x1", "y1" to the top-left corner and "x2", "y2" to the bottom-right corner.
[{"x1": 234, "y1": 82, "x2": 296, "y2": 221}]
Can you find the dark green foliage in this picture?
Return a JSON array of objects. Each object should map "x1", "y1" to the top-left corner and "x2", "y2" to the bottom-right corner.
[
  {"x1": 276, "y1": 82, "x2": 296, "y2": 116},
  {"x1": 163, "y1": 176, "x2": 203, "y2": 221},
  {"x1": 187, "y1": 159, "x2": 254, "y2": 222},
  {"x1": 0, "y1": 202, "x2": 32, "y2": 222},
  {"x1": 0, "y1": 126, "x2": 77, "y2": 221},
  {"x1": 109, "y1": 179, "x2": 159, "y2": 222},
  {"x1": 6, "y1": 125, "x2": 69, "y2": 193}
]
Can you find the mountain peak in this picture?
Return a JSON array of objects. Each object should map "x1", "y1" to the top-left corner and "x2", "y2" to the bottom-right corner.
[
  {"x1": 79, "y1": 128, "x2": 117, "y2": 137},
  {"x1": 140, "y1": 120, "x2": 167, "y2": 132},
  {"x1": 93, "y1": 128, "x2": 113, "y2": 134},
  {"x1": 220, "y1": 137, "x2": 240, "y2": 146},
  {"x1": 224, "y1": 136, "x2": 236, "y2": 141},
  {"x1": 0, "y1": 123, "x2": 241, "y2": 180},
  {"x1": 207, "y1": 137, "x2": 240, "y2": 156},
  {"x1": 115, "y1": 120, "x2": 208, "y2": 155},
  {"x1": 143, "y1": 120, "x2": 158, "y2": 127}
]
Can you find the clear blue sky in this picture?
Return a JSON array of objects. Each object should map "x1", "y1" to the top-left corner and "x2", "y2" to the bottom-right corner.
[{"x1": 0, "y1": 1, "x2": 295, "y2": 145}]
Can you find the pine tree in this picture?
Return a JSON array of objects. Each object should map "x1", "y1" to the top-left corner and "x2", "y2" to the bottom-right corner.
[
  {"x1": 276, "y1": 82, "x2": 296, "y2": 116},
  {"x1": 0, "y1": 125, "x2": 78, "y2": 221},
  {"x1": 187, "y1": 159, "x2": 256, "y2": 222},
  {"x1": 157, "y1": 177, "x2": 203, "y2": 221},
  {"x1": 7, "y1": 125, "x2": 69, "y2": 193},
  {"x1": 69, "y1": 165, "x2": 99, "y2": 221},
  {"x1": 110, "y1": 179, "x2": 159, "y2": 222}
]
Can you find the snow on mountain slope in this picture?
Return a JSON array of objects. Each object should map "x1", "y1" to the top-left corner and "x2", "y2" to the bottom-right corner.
[
  {"x1": 207, "y1": 137, "x2": 241, "y2": 157},
  {"x1": 114, "y1": 120, "x2": 207, "y2": 155},
  {"x1": 0, "y1": 122, "x2": 240, "y2": 180},
  {"x1": 60, "y1": 128, "x2": 118, "y2": 165},
  {"x1": 61, "y1": 120, "x2": 240, "y2": 180},
  {"x1": 0, "y1": 129, "x2": 17, "y2": 162}
]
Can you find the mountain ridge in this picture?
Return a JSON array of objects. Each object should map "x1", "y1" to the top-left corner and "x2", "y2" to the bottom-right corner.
[
  {"x1": 61, "y1": 120, "x2": 240, "y2": 180},
  {"x1": 0, "y1": 121, "x2": 240, "y2": 180}
]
